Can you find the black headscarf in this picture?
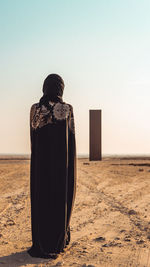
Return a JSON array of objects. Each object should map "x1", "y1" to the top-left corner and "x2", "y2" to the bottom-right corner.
[{"x1": 39, "y1": 74, "x2": 64, "y2": 107}]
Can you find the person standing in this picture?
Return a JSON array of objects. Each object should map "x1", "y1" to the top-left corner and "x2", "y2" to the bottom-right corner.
[{"x1": 27, "y1": 74, "x2": 76, "y2": 258}]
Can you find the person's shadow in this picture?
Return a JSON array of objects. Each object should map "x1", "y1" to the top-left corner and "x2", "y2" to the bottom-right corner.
[{"x1": 0, "y1": 248, "x2": 58, "y2": 266}]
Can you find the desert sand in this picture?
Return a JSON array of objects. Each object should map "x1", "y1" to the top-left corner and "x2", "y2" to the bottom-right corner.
[{"x1": 0, "y1": 157, "x2": 150, "y2": 267}]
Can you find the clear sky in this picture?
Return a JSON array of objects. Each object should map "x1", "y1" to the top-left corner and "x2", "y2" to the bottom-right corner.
[{"x1": 0, "y1": 0, "x2": 150, "y2": 155}]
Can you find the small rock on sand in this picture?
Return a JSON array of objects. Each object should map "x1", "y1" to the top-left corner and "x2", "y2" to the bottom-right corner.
[
  {"x1": 102, "y1": 241, "x2": 123, "y2": 247},
  {"x1": 136, "y1": 240, "x2": 145, "y2": 244},
  {"x1": 56, "y1": 261, "x2": 64, "y2": 266},
  {"x1": 6, "y1": 219, "x2": 15, "y2": 226},
  {"x1": 114, "y1": 237, "x2": 120, "y2": 240},
  {"x1": 94, "y1": 236, "x2": 105, "y2": 242},
  {"x1": 120, "y1": 229, "x2": 126, "y2": 233},
  {"x1": 128, "y1": 209, "x2": 137, "y2": 215},
  {"x1": 124, "y1": 238, "x2": 131, "y2": 242}
]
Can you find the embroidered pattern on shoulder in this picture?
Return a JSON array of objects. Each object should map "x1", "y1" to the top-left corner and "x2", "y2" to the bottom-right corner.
[
  {"x1": 53, "y1": 103, "x2": 70, "y2": 120},
  {"x1": 31, "y1": 106, "x2": 40, "y2": 129},
  {"x1": 30, "y1": 102, "x2": 73, "y2": 130},
  {"x1": 31, "y1": 104, "x2": 52, "y2": 130}
]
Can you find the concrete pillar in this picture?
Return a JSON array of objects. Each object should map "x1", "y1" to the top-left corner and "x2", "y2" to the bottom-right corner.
[{"x1": 89, "y1": 110, "x2": 102, "y2": 161}]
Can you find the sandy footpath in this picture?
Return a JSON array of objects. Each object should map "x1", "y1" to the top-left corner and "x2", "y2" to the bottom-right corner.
[{"x1": 0, "y1": 157, "x2": 150, "y2": 267}]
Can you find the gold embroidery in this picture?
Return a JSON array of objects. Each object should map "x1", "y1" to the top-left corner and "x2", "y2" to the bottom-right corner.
[
  {"x1": 53, "y1": 103, "x2": 70, "y2": 120},
  {"x1": 30, "y1": 103, "x2": 72, "y2": 130}
]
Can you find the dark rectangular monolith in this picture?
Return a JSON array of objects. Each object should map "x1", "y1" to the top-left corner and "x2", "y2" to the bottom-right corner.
[{"x1": 89, "y1": 110, "x2": 102, "y2": 161}]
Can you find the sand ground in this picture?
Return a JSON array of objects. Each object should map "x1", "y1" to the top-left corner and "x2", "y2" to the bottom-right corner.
[{"x1": 0, "y1": 157, "x2": 150, "y2": 267}]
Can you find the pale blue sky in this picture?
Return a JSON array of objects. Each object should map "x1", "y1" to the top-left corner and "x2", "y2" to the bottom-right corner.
[{"x1": 0, "y1": 0, "x2": 150, "y2": 155}]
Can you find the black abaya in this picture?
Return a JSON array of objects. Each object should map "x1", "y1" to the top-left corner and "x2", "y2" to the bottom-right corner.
[{"x1": 28, "y1": 101, "x2": 76, "y2": 258}]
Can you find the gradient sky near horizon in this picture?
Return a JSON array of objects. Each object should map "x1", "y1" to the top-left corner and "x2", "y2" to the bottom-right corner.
[{"x1": 1, "y1": 0, "x2": 150, "y2": 155}]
